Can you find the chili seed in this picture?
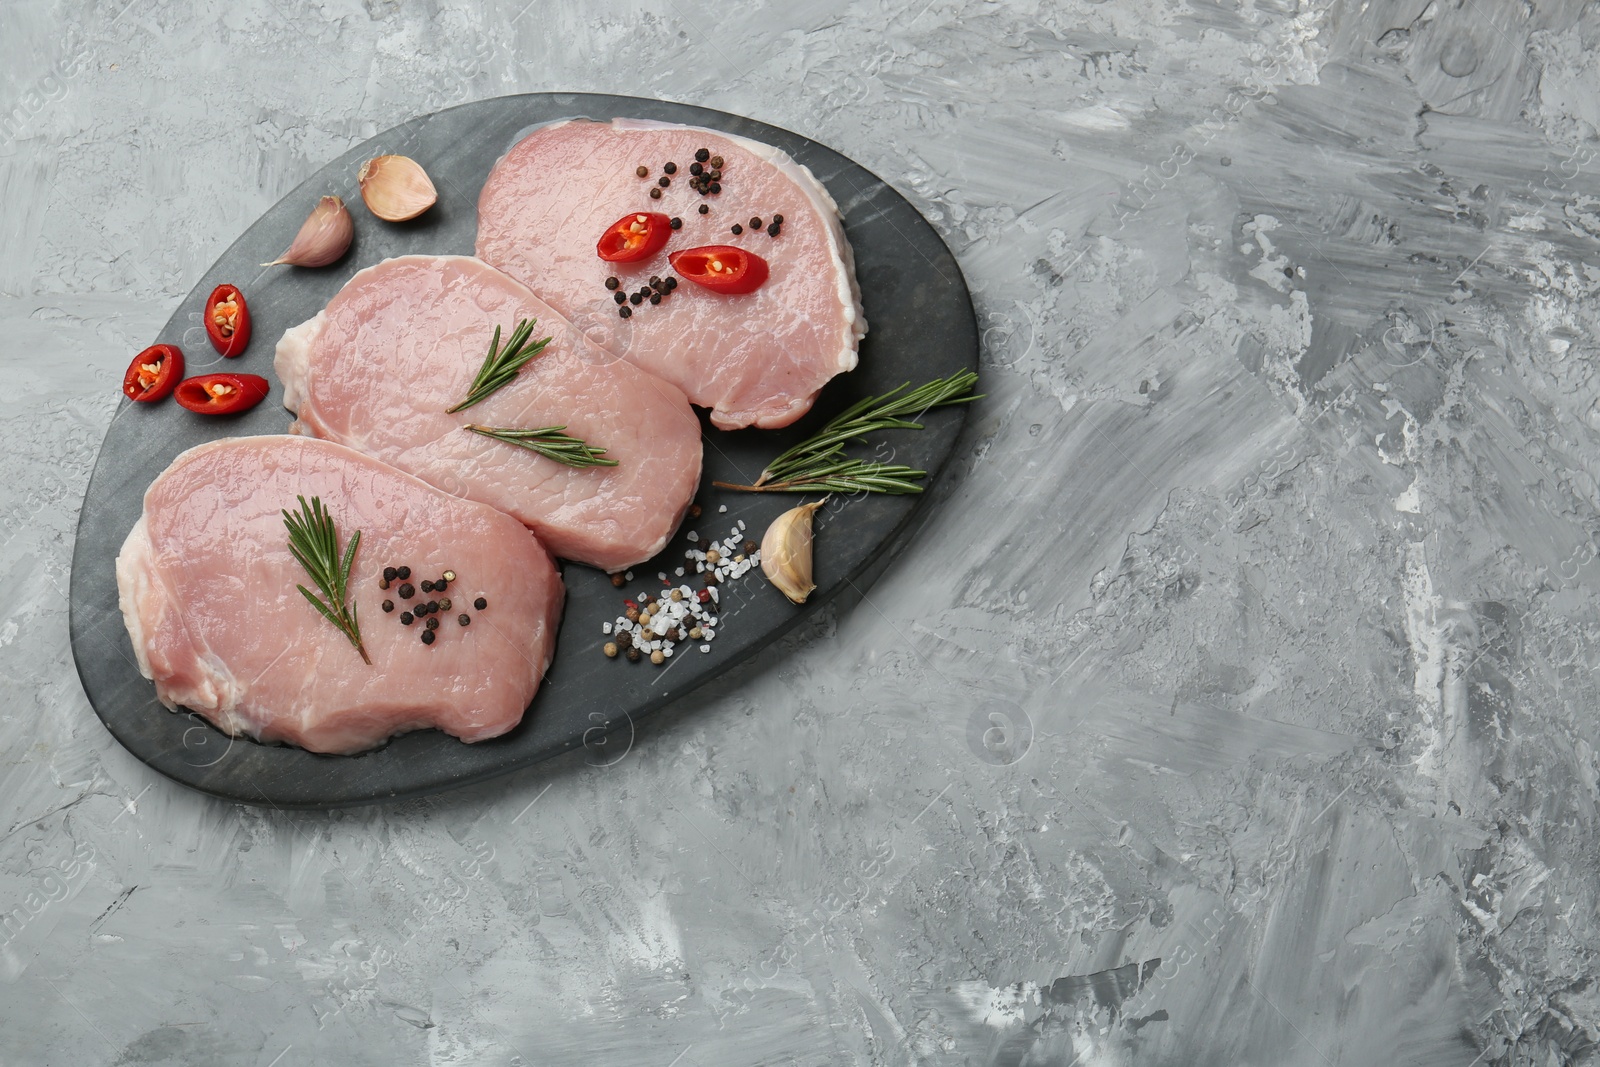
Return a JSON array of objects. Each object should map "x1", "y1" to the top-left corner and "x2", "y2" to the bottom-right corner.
[
  {"x1": 664, "y1": 162, "x2": 677, "y2": 174},
  {"x1": 400, "y1": 612, "x2": 414, "y2": 625},
  {"x1": 768, "y1": 222, "x2": 780, "y2": 237},
  {"x1": 398, "y1": 583, "x2": 414, "y2": 599},
  {"x1": 698, "y1": 204, "x2": 709, "y2": 215},
  {"x1": 382, "y1": 600, "x2": 394, "y2": 613},
  {"x1": 383, "y1": 566, "x2": 398, "y2": 581},
  {"x1": 626, "y1": 646, "x2": 641, "y2": 662},
  {"x1": 649, "y1": 187, "x2": 662, "y2": 200},
  {"x1": 710, "y1": 155, "x2": 723, "y2": 167},
  {"x1": 459, "y1": 614, "x2": 471, "y2": 626},
  {"x1": 438, "y1": 598, "x2": 451, "y2": 611},
  {"x1": 731, "y1": 224, "x2": 743, "y2": 235},
  {"x1": 695, "y1": 148, "x2": 710, "y2": 162},
  {"x1": 396, "y1": 566, "x2": 410, "y2": 579},
  {"x1": 650, "y1": 293, "x2": 661, "y2": 305},
  {"x1": 670, "y1": 217, "x2": 682, "y2": 229},
  {"x1": 605, "y1": 277, "x2": 620, "y2": 290},
  {"x1": 474, "y1": 596, "x2": 487, "y2": 610},
  {"x1": 619, "y1": 306, "x2": 632, "y2": 319},
  {"x1": 773, "y1": 214, "x2": 784, "y2": 224},
  {"x1": 421, "y1": 629, "x2": 435, "y2": 645},
  {"x1": 426, "y1": 616, "x2": 440, "y2": 630},
  {"x1": 636, "y1": 165, "x2": 649, "y2": 177},
  {"x1": 603, "y1": 641, "x2": 619, "y2": 658},
  {"x1": 658, "y1": 176, "x2": 671, "y2": 188},
  {"x1": 420, "y1": 579, "x2": 434, "y2": 592},
  {"x1": 614, "y1": 291, "x2": 627, "y2": 305}
]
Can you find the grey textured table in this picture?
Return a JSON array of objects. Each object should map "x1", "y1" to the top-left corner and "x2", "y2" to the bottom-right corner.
[{"x1": 2, "y1": 2, "x2": 1595, "y2": 1064}]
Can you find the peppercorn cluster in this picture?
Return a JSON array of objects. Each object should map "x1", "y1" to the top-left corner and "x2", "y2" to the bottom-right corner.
[
  {"x1": 638, "y1": 150, "x2": 725, "y2": 199},
  {"x1": 378, "y1": 564, "x2": 487, "y2": 646},
  {"x1": 606, "y1": 273, "x2": 679, "y2": 319}
]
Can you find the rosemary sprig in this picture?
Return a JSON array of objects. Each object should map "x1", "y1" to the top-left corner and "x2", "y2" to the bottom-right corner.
[
  {"x1": 713, "y1": 370, "x2": 981, "y2": 494},
  {"x1": 446, "y1": 318, "x2": 553, "y2": 413},
  {"x1": 465, "y1": 424, "x2": 619, "y2": 468},
  {"x1": 282, "y1": 495, "x2": 370, "y2": 664}
]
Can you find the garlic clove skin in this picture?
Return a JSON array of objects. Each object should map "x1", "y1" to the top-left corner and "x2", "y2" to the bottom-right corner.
[
  {"x1": 358, "y1": 155, "x2": 437, "y2": 222},
  {"x1": 265, "y1": 196, "x2": 353, "y2": 268},
  {"x1": 760, "y1": 500, "x2": 825, "y2": 604}
]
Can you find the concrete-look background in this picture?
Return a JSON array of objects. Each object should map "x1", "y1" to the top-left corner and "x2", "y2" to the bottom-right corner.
[{"x1": 3, "y1": 0, "x2": 1598, "y2": 1063}]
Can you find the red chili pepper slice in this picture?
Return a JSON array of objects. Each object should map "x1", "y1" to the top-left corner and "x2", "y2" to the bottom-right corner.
[
  {"x1": 121, "y1": 343, "x2": 185, "y2": 403},
  {"x1": 668, "y1": 245, "x2": 769, "y2": 295},
  {"x1": 204, "y1": 284, "x2": 252, "y2": 357},
  {"x1": 596, "y1": 212, "x2": 672, "y2": 263},
  {"x1": 174, "y1": 373, "x2": 271, "y2": 415}
]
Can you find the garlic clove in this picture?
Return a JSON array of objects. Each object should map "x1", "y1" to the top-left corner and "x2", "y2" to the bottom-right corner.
[
  {"x1": 358, "y1": 154, "x2": 437, "y2": 222},
  {"x1": 264, "y1": 195, "x2": 353, "y2": 268},
  {"x1": 760, "y1": 500, "x2": 825, "y2": 604}
]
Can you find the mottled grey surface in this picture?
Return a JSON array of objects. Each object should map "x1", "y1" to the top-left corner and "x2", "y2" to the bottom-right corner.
[{"x1": 4, "y1": 0, "x2": 1599, "y2": 1064}]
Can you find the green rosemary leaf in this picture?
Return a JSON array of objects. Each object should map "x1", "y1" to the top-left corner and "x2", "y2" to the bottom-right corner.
[
  {"x1": 283, "y1": 495, "x2": 371, "y2": 664},
  {"x1": 718, "y1": 371, "x2": 980, "y2": 495},
  {"x1": 446, "y1": 319, "x2": 553, "y2": 414},
  {"x1": 464, "y1": 424, "x2": 619, "y2": 469}
]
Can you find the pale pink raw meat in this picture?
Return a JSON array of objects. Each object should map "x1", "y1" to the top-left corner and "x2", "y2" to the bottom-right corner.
[
  {"x1": 475, "y1": 118, "x2": 866, "y2": 430},
  {"x1": 276, "y1": 255, "x2": 701, "y2": 573},
  {"x1": 115, "y1": 435, "x2": 563, "y2": 755}
]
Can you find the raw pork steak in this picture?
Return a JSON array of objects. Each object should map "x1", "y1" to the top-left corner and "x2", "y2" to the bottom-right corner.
[
  {"x1": 476, "y1": 118, "x2": 866, "y2": 430},
  {"x1": 116, "y1": 435, "x2": 563, "y2": 755},
  {"x1": 277, "y1": 255, "x2": 701, "y2": 573}
]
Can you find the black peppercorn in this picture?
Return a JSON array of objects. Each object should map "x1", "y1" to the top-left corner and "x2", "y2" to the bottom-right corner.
[
  {"x1": 474, "y1": 597, "x2": 488, "y2": 610},
  {"x1": 710, "y1": 155, "x2": 723, "y2": 167},
  {"x1": 439, "y1": 598, "x2": 451, "y2": 611},
  {"x1": 400, "y1": 612, "x2": 414, "y2": 625},
  {"x1": 619, "y1": 306, "x2": 632, "y2": 319},
  {"x1": 708, "y1": 167, "x2": 722, "y2": 181},
  {"x1": 658, "y1": 176, "x2": 670, "y2": 187},
  {"x1": 427, "y1": 601, "x2": 439, "y2": 613},
  {"x1": 382, "y1": 600, "x2": 394, "y2": 613},
  {"x1": 426, "y1": 616, "x2": 439, "y2": 630},
  {"x1": 629, "y1": 292, "x2": 643, "y2": 305},
  {"x1": 459, "y1": 614, "x2": 471, "y2": 626},
  {"x1": 731, "y1": 224, "x2": 743, "y2": 235},
  {"x1": 614, "y1": 291, "x2": 627, "y2": 305},
  {"x1": 396, "y1": 566, "x2": 410, "y2": 580},
  {"x1": 420, "y1": 579, "x2": 434, "y2": 593},
  {"x1": 695, "y1": 148, "x2": 710, "y2": 162},
  {"x1": 605, "y1": 276, "x2": 620, "y2": 290},
  {"x1": 650, "y1": 275, "x2": 662, "y2": 288},
  {"x1": 772, "y1": 214, "x2": 784, "y2": 224},
  {"x1": 664, "y1": 162, "x2": 677, "y2": 174},
  {"x1": 398, "y1": 583, "x2": 414, "y2": 599},
  {"x1": 689, "y1": 162, "x2": 703, "y2": 176},
  {"x1": 649, "y1": 187, "x2": 662, "y2": 200},
  {"x1": 421, "y1": 629, "x2": 435, "y2": 645},
  {"x1": 709, "y1": 182, "x2": 721, "y2": 194},
  {"x1": 650, "y1": 293, "x2": 662, "y2": 305},
  {"x1": 625, "y1": 646, "x2": 641, "y2": 662},
  {"x1": 669, "y1": 217, "x2": 682, "y2": 229},
  {"x1": 768, "y1": 222, "x2": 781, "y2": 237},
  {"x1": 750, "y1": 217, "x2": 762, "y2": 229},
  {"x1": 383, "y1": 566, "x2": 398, "y2": 581},
  {"x1": 664, "y1": 277, "x2": 678, "y2": 290},
  {"x1": 435, "y1": 578, "x2": 447, "y2": 592},
  {"x1": 698, "y1": 204, "x2": 709, "y2": 214}
]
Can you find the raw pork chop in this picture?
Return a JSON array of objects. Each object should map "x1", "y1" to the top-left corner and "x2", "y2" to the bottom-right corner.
[
  {"x1": 276, "y1": 255, "x2": 701, "y2": 573},
  {"x1": 116, "y1": 435, "x2": 563, "y2": 755},
  {"x1": 476, "y1": 118, "x2": 866, "y2": 430}
]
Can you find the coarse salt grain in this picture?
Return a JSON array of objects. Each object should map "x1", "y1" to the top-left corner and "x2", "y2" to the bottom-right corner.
[
  {"x1": 602, "y1": 623, "x2": 612, "y2": 634},
  {"x1": 686, "y1": 531, "x2": 699, "y2": 542},
  {"x1": 700, "y1": 643, "x2": 711, "y2": 653},
  {"x1": 718, "y1": 504, "x2": 727, "y2": 513}
]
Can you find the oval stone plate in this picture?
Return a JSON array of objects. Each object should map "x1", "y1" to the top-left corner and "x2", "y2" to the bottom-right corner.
[{"x1": 68, "y1": 93, "x2": 977, "y2": 808}]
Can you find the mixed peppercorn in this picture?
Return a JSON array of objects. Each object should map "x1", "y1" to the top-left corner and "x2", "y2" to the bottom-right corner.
[{"x1": 379, "y1": 564, "x2": 487, "y2": 645}]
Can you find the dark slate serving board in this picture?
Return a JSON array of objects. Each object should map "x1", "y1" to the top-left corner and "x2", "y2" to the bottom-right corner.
[{"x1": 68, "y1": 93, "x2": 977, "y2": 808}]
